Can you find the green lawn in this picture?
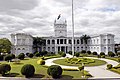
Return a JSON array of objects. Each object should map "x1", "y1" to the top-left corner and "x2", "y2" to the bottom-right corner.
[
  {"x1": 0, "y1": 56, "x2": 92, "y2": 79},
  {"x1": 53, "y1": 58, "x2": 107, "y2": 67},
  {"x1": 105, "y1": 57, "x2": 120, "y2": 62}
]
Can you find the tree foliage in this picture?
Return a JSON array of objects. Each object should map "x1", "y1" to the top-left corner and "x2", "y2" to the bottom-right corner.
[{"x1": 0, "y1": 38, "x2": 12, "y2": 53}]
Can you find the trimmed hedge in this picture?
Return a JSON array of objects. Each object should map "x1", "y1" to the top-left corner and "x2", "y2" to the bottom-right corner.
[
  {"x1": 87, "y1": 51, "x2": 91, "y2": 54},
  {"x1": 78, "y1": 66, "x2": 84, "y2": 71},
  {"x1": 107, "y1": 64, "x2": 113, "y2": 69},
  {"x1": 92, "y1": 52, "x2": 98, "y2": 55},
  {"x1": 0, "y1": 64, "x2": 11, "y2": 76},
  {"x1": 34, "y1": 52, "x2": 40, "y2": 57},
  {"x1": 37, "y1": 59, "x2": 45, "y2": 65},
  {"x1": 0, "y1": 55, "x2": 4, "y2": 61},
  {"x1": 28, "y1": 53, "x2": 34, "y2": 58},
  {"x1": 47, "y1": 65, "x2": 62, "y2": 78},
  {"x1": 75, "y1": 52, "x2": 79, "y2": 57},
  {"x1": 108, "y1": 52, "x2": 115, "y2": 57},
  {"x1": 100, "y1": 52, "x2": 105, "y2": 56},
  {"x1": 18, "y1": 53, "x2": 25, "y2": 60},
  {"x1": 61, "y1": 53, "x2": 66, "y2": 57},
  {"x1": 4, "y1": 54, "x2": 12, "y2": 61},
  {"x1": 21, "y1": 64, "x2": 35, "y2": 78}
]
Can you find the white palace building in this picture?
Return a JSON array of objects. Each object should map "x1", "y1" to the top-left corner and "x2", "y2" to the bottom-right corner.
[{"x1": 11, "y1": 16, "x2": 115, "y2": 55}]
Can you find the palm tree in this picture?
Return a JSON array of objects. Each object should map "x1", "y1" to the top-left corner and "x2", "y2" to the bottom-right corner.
[
  {"x1": 33, "y1": 37, "x2": 46, "y2": 53},
  {"x1": 80, "y1": 34, "x2": 90, "y2": 51}
]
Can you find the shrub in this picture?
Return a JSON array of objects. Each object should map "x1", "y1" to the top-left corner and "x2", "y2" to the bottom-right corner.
[
  {"x1": 118, "y1": 58, "x2": 120, "y2": 62},
  {"x1": 21, "y1": 64, "x2": 35, "y2": 78},
  {"x1": 34, "y1": 52, "x2": 40, "y2": 57},
  {"x1": 100, "y1": 52, "x2": 105, "y2": 56},
  {"x1": 61, "y1": 52, "x2": 66, "y2": 57},
  {"x1": 37, "y1": 59, "x2": 45, "y2": 65},
  {"x1": 107, "y1": 64, "x2": 113, "y2": 69},
  {"x1": 58, "y1": 51, "x2": 63, "y2": 55},
  {"x1": 97, "y1": 55, "x2": 101, "y2": 58},
  {"x1": 0, "y1": 64, "x2": 11, "y2": 76},
  {"x1": 101, "y1": 55, "x2": 105, "y2": 58},
  {"x1": 26, "y1": 53, "x2": 29, "y2": 56},
  {"x1": 47, "y1": 65, "x2": 62, "y2": 78},
  {"x1": 10, "y1": 54, "x2": 15, "y2": 59},
  {"x1": 40, "y1": 51, "x2": 48, "y2": 56},
  {"x1": 78, "y1": 66, "x2": 84, "y2": 71},
  {"x1": 87, "y1": 51, "x2": 91, "y2": 54},
  {"x1": 28, "y1": 53, "x2": 34, "y2": 58},
  {"x1": 4, "y1": 54, "x2": 12, "y2": 61},
  {"x1": 117, "y1": 52, "x2": 120, "y2": 56},
  {"x1": 108, "y1": 51, "x2": 115, "y2": 57},
  {"x1": 18, "y1": 53, "x2": 25, "y2": 60},
  {"x1": 68, "y1": 51, "x2": 72, "y2": 55},
  {"x1": 92, "y1": 52, "x2": 98, "y2": 55},
  {"x1": 0, "y1": 55, "x2": 4, "y2": 61},
  {"x1": 75, "y1": 52, "x2": 79, "y2": 57},
  {"x1": 81, "y1": 50, "x2": 86, "y2": 54}
]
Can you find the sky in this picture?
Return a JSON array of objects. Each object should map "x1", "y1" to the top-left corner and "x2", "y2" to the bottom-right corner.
[{"x1": 0, "y1": 0, "x2": 120, "y2": 43}]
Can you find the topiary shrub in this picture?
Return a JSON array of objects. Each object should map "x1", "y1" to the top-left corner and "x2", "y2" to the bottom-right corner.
[
  {"x1": 87, "y1": 51, "x2": 91, "y2": 55},
  {"x1": 107, "y1": 64, "x2": 113, "y2": 69},
  {"x1": 97, "y1": 55, "x2": 101, "y2": 58},
  {"x1": 21, "y1": 64, "x2": 35, "y2": 78},
  {"x1": 78, "y1": 66, "x2": 84, "y2": 71},
  {"x1": 28, "y1": 53, "x2": 34, "y2": 58},
  {"x1": 37, "y1": 59, "x2": 45, "y2": 65},
  {"x1": 100, "y1": 52, "x2": 105, "y2": 56},
  {"x1": 75, "y1": 52, "x2": 79, "y2": 57},
  {"x1": 4, "y1": 54, "x2": 12, "y2": 61},
  {"x1": 47, "y1": 65, "x2": 62, "y2": 78},
  {"x1": 108, "y1": 51, "x2": 115, "y2": 57},
  {"x1": 10, "y1": 54, "x2": 15, "y2": 59},
  {"x1": 68, "y1": 51, "x2": 72, "y2": 55},
  {"x1": 58, "y1": 51, "x2": 63, "y2": 55},
  {"x1": 92, "y1": 52, "x2": 98, "y2": 55},
  {"x1": 34, "y1": 52, "x2": 40, "y2": 57},
  {"x1": 18, "y1": 53, "x2": 25, "y2": 60},
  {"x1": 101, "y1": 55, "x2": 105, "y2": 58},
  {"x1": 0, "y1": 64, "x2": 11, "y2": 76},
  {"x1": 61, "y1": 52, "x2": 66, "y2": 57},
  {"x1": 81, "y1": 50, "x2": 86, "y2": 54},
  {"x1": 0, "y1": 55, "x2": 4, "y2": 61},
  {"x1": 26, "y1": 53, "x2": 29, "y2": 57}
]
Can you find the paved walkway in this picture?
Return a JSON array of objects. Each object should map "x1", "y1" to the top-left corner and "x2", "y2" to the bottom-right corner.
[{"x1": 45, "y1": 55, "x2": 120, "y2": 79}]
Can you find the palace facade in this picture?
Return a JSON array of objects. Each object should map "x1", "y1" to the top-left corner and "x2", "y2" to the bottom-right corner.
[{"x1": 11, "y1": 16, "x2": 115, "y2": 55}]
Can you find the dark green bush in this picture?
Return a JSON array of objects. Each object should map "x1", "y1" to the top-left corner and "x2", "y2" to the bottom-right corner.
[
  {"x1": 81, "y1": 50, "x2": 86, "y2": 54},
  {"x1": 26, "y1": 53, "x2": 29, "y2": 56},
  {"x1": 40, "y1": 51, "x2": 48, "y2": 56},
  {"x1": 47, "y1": 65, "x2": 62, "y2": 78},
  {"x1": 78, "y1": 66, "x2": 84, "y2": 71},
  {"x1": 92, "y1": 52, "x2": 98, "y2": 55},
  {"x1": 61, "y1": 52, "x2": 66, "y2": 57},
  {"x1": 18, "y1": 53, "x2": 25, "y2": 60},
  {"x1": 97, "y1": 55, "x2": 101, "y2": 58},
  {"x1": 58, "y1": 51, "x2": 63, "y2": 55},
  {"x1": 101, "y1": 55, "x2": 105, "y2": 58},
  {"x1": 87, "y1": 51, "x2": 91, "y2": 54},
  {"x1": 75, "y1": 52, "x2": 79, "y2": 57},
  {"x1": 107, "y1": 64, "x2": 113, "y2": 69},
  {"x1": 21, "y1": 64, "x2": 35, "y2": 78},
  {"x1": 0, "y1": 55, "x2": 4, "y2": 61},
  {"x1": 4, "y1": 54, "x2": 12, "y2": 61},
  {"x1": 28, "y1": 53, "x2": 34, "y2": 58},
  {"x1": 10, "y1": 54, "x2": 15, "y2": 59},
  {"x1": 68, "y1": 51, "x2": 72, "y2": 55},
  {"x1": 34, "y1": 52, "x2": 40, "y2": 57},
  {"x1": 100, "y1": 52, "x2": 105, "y2": 56},
  {"x1": 0, "y1": 64, "x2": 11, "y2": 76},
  {"x1": 108, "y1": 51, "x2": 115, "y2": 57}
]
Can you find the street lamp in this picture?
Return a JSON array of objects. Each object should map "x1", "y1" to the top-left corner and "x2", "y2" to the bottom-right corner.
[{"x1": 72, "y1": 0, "x2": 75, "y2": 57}]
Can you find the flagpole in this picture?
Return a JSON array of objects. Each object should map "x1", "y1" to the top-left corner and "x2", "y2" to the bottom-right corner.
[{"x1": 72, "y1": 0, "x2": 74, "y2": 56}]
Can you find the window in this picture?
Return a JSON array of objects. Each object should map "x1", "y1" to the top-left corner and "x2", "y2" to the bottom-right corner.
[
  {"x1": 74, "y1": 40, "x2": 75, "y2": 44},
  {"x1": 103, "y1": 39, "x2": 106, "y2": 44},
  {"x1": 47, "y1": 40, "x2": 50, "y2": 44},
  {"x1": 77, "y1": 47, "x2": 79, "y2": 51},
  {"x1": 81, "y1": 39, "x2": 83, "y2": 44},
  {"x1": 52, "y1": 47, "x2": 54, "y2": 51},
  {"x1": 60, "y1": 39, "x2": 63, "y2": 44},
  {"x1": 18, "y1": 48, "x2": 20, "y2": 50},
  {"x1": 104, "y1": 47, "x2": 106, "y2": 52},
  {"x1": 97, "y1": 39, "x2": 99, "y2": 44},
  {"x1": 69, "y1": 40, "x2": 71, "y2": 44},
  {"x1": 52, "y1": 40, "x2": 55, "y2": 44},
  {"x1": 57, "y1": 39, "x2": 59, "y2": 44},
  {"x1": 108, "y1": 39, "x2": 110, "y2": 44},
  {"x1": 22, "y1": 48, "x2": 25, "y2": 50},
  {"x1": 77, "y1": 40, "x2": 79, "y2": 44},
  {"x1": 48, "y1": 47, "x2": 50, "y2": 51},
  {"x1": 64, "y1": 39, "x2": 66, "y2": 44}
]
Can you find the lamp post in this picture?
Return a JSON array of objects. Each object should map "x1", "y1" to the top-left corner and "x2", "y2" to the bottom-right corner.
[{"x1": 72, "y1": 0, "x2": 75, "y2": 57}]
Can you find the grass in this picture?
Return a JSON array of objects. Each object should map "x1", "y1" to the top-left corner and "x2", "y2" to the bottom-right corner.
[
  {"x1": 0, "y1": 56, "x2": 92, "y2": 79},
  {"x1": 105, "y1": 56, "x2": 120, "y2": 62},
  {"x1": 53, "y1": 58, "x2": 107, "y2": 67}
]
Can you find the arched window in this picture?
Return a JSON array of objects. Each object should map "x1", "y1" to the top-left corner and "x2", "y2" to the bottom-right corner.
[
  {"x1": 77, "y1": 40, "x2": 79, "y2": 44},
  {"x1": 47, "y1": 40, "x2": 50, "y2": 44},
  {"x1": 22, "y1": 48, "x2": 25, "y2": 50},
  {"x1": 18, "y1": 48, "x2": 20, "y2": 50},
  {"x1": 52, "y1": 40, "x2": 55, "y2": 44}
]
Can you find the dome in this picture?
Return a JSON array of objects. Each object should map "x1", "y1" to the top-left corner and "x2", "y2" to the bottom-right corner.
[{"x1": 55, "y1": 15, "x2": 66, "y2": 24}]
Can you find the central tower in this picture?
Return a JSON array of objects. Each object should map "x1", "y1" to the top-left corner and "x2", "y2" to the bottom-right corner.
[{"x1": 54, "y1": 15, "x2": 67, "y2": 37}]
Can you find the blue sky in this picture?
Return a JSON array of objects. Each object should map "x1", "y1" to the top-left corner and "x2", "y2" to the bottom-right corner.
[{"x1": 0, "y1": 0, "x2": 119, "y2": 43}]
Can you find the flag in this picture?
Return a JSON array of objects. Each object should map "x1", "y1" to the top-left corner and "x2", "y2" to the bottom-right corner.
[{"x1": 57, "y1": 14, "x2": 61, "y2": 20}]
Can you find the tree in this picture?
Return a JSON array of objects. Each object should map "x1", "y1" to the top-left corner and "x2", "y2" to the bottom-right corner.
[
  {"x1": 33, "y1": 37, "x2": 46, "y2": 52},
  {"x1": 0, "y1": 38, "x2": 12, "y2": 53},
  {"x1": 80, "y1": 35, "x2": 90, "y2": 51}
]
